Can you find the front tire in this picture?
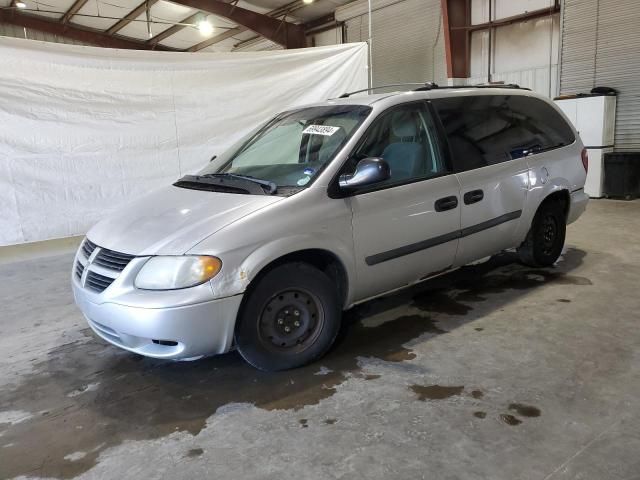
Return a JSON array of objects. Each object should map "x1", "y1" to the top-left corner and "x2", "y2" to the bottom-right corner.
[
  {"x1": 518, "y1": 199, "x2": 567, "y2": 267},
  {"x1": 235, "y1": 262, "x2": 342, "y2": 371}
]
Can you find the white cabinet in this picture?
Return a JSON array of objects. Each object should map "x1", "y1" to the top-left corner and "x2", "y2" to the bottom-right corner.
[{"x1": 555, "y1": 95, "x2": 617, "y2": 198}]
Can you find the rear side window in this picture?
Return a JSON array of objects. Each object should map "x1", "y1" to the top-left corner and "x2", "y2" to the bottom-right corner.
[
  {"x1": 432, "y1": 95, "x2": 575, "y2": 172},
  {"x1": 506, "y1": 96, "x2": 575, "y2": 152}
]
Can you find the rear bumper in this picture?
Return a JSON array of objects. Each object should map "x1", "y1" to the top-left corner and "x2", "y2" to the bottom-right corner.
[
  {"x1": 568, "y1": 189, "x2": 589, "y2": 224},
  {"x1": 73, "y1": 282, "x2": 242, "y2": 360}
]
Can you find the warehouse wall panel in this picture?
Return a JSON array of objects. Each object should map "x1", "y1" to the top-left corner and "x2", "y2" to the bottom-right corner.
[
  {"x1": 559, "y1": 0, "x2": 598, "y2": 94},
  {"x1": 472, "y1": 0, "x2": 555, "y2": 23},
  {"x1": 469, "y1": 1, "x2": 559, "y2": 97},
  {"x1": 560, "y1": 0, "x2": 640, "y2": 151},
  {"x1": 309, "y1": 27, "x2": 343, "y2": 47},
  {"x1": 341, "y1": 0, "x2": 446, "y2": 86}
]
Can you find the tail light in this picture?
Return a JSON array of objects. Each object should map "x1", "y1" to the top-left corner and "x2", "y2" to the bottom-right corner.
[{"x1": 581, "y1": 148, "x2": 589, "y2": 173}]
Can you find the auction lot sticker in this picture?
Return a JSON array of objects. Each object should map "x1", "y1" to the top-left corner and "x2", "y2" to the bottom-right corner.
[{"x1": 303, "y1": 125, "x2": 340, "y2": 136}]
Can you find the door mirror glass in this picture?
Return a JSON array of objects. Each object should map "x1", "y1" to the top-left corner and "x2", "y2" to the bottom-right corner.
[{"x1": 339, "y1": 158, "x2": 390, "y2": 190}]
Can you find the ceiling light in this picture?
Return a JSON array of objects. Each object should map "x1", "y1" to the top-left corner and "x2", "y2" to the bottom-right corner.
[
  {"x1": 197, "y1": 18, "x2": 213, "y2": 35},
  {"x1": 16, "y1": 1, "x2": 27, "y2": 8},
  {"x1": 303, "y1": 0, "x2": 314, "y2": 4}
]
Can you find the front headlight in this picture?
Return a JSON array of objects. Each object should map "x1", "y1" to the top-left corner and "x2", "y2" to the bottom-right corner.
[{"x1": 135, "y1": 256, "x2": 222, "y2": 290}]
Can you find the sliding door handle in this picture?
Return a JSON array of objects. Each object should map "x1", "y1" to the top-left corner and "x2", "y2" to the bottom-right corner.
[
  {"x1": 463, "y1": 189, "x2": 484, "y2": 205},
  {"x1": 435, "y1": 196, "x2": 459, "y2": 212}
]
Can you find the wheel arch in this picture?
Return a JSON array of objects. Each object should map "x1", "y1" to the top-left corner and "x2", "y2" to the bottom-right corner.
[
  {"x1": 538, "y1": 188, "x2": 571, "y2": 220},
  {"x1": 240, "y1": 247, "x2": 351, "y2": 311},
  {"x1": 515, "y1": 182, "x2": 571, "y2": 246}
]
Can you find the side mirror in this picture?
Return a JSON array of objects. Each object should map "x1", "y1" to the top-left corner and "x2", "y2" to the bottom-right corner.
[
  {"x1": 339, "y1": 158, "x2": 390, "y2": 190},
  {"x1": 210, "y1": 155, "x2": 217, "y2": 162}
]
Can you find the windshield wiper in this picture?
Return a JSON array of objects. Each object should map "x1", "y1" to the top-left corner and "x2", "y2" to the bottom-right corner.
[
  {"x1": 202, "y1": 173, "x2": 277, "y2": 194},
  {"x1": 175, "y1": 174, "x2": 261, "y2": 195}
]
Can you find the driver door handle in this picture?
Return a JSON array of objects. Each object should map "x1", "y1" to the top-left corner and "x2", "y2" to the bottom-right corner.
[{"x1": 435, "y1": 196, "x2": 459, "y2": 212}]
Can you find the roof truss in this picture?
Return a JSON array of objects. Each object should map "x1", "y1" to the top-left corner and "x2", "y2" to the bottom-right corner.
[{"x1": 0, "y1": 9, "x2": 176, "y2": 50}]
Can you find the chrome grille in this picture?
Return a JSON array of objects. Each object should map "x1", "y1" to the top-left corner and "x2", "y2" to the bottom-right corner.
[
  {"x1": 85, "y1": 271, "x2": 116, "y2": 293},
  {"x1": 82, "y1": 238, "x2": 98, "y2": 258},
  {"x1": 75, "y1": 238, "x2": 136, "y2": 294},
  {"x1": 92, "y1": 248, "x2": 135, "y2": 272},
  {"x1": 75, "y1": 261, "x2": 85, "y2": 280}
]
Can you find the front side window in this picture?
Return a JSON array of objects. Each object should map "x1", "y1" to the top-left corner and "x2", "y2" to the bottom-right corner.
[
  {"x1": 198, "y1": 105, "x2": 371, "y2": 191},
  {"x1": 344, "y1": 102, "x2": 447, "y2": 186}
]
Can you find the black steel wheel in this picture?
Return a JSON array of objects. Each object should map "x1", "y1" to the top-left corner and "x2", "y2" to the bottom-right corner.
[
  {"x1": 539, "y1": 213, "x2": 559, "y2": 257},
  {"x1": 235, "y1": 262, "x2": 341, "y2": 371},
  {"x1": 258, "y1": 288, "x2": 325, "y2": 353},
  {"x1": 518, "y1": 198, "x2": 567, "y2": 267}
]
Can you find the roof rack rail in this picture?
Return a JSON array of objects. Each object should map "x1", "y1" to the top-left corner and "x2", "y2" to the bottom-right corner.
[
  {"x1": 413, "y1": 83, "x2": 529, "y2": 91},
  {"x1": 338, "y1": 83, "x2": 437, "y2": 98},
  {"x1": 337, "y1": 82, "x2": 530, "y2": 98}
]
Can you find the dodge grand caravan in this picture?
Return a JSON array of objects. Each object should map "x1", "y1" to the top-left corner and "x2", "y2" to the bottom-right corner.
[{"x1": 72, "y1": 85, "x2": 588, "y2": 371}]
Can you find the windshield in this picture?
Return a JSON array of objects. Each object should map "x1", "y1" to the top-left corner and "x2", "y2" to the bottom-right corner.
[{"x1": 199, "y1": 105, "x2": 371, "y2": 190}]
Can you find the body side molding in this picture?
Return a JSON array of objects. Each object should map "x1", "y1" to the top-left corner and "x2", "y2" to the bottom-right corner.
[{"x1": 365, "y1": 210, "x2": 523, "y2": 266}]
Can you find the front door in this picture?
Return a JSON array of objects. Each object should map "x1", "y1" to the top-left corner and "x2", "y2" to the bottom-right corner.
[
  {"x1": 343, "y1": 101, "x2": 462, "y2": 301},
  {"x1": 432, "y1": 95, "x2": 529, "y2": 266}
]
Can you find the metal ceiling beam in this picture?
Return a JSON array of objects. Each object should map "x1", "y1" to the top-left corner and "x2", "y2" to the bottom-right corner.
[
  {"x1": 0, "y1": 9, "x2": 175, "y2": 50},
  {"x1": 106, "y1": 0, "x2": 160, "y2": 35},
  {"x1": 170, "y1": 0, "x2": 306, "y2": 48},
  {"x1": 187, "y1": 26, "x2": 242, "y2": 52},
  {"x1": 147, "y1": 12, "x2": 201, "y2": 46},
  {"x1": 187, "y1": 0, "x2": 304, "y2": 52},
  {"x1": 236, "y1": 12, "x2": 336, "y2": 50},
  {"x1": 61, "y1": 0, "x2": 89, "y2": 24}
]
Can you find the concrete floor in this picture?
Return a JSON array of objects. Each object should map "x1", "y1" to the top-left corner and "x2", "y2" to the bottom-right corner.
[{"x1": 1, "y1": 199, "x2": 639, "y2": 480}]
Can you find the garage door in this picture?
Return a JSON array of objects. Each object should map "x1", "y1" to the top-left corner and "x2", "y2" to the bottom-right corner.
[
  {"x1": 560, "y1": 0, "x2": 640, "y2": 151},
  {"x1": 339, "y1": 0, "x2": 446, "y2": 87}
]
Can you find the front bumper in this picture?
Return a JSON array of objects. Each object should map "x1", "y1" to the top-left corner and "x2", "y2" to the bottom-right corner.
[
  {"x1": 73, "y1": 281, "x2": 243, "y2": 359},
  {"x1": 71, "y1": 239, "x2": 244, "y2": 359}
]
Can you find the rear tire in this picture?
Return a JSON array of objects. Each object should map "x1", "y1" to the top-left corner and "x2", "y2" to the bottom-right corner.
[
  {"x1": 518, "y1": 199, "x2": 566, "y2": 267},
  {"x1": 235, "y1": 262, "x2": 341, "y2": 371}
]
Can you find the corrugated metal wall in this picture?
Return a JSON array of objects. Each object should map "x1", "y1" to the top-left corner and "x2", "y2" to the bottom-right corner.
[
  {"x1": 469, "y1": 14, "x2": 559, "y2": 97},
  {"x1": 560, "y1": 0, "x2": 640, "y2": 151},
  {"x1": 0, "y1": 22, "x2": 93, "y2": 46},
  {"x1": 341, "y1": 0, "x2": 446, "y2": 86}
]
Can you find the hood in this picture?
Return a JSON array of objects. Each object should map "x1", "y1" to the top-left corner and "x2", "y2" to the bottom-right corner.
[{"x1": 87, "y1": 185, "x2": 284, "y2": 255}]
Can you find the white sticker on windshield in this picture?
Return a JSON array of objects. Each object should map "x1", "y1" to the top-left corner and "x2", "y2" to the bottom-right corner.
[{"x1": 303, "y1": 125, "x2": 340, "y2": 136}]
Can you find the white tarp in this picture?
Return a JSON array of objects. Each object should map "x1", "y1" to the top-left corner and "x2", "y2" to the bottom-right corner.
[{"x1": 0, "y1": 38, "x2": 368, "y2": 246}]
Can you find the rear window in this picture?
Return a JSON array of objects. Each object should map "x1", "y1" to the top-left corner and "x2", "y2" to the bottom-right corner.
[{"x1": 432, "y1": 94, "x2": 575, "y2": 172}]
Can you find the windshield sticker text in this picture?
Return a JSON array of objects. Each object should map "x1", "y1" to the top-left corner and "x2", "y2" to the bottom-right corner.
[{"x1": 303, "y1": 125, "x2": 340, "y2": 136}]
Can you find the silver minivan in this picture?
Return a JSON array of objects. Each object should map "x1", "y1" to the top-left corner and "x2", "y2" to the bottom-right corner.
[{"x1": 72, "y1": 85, "x2": 589, "y2": 371}]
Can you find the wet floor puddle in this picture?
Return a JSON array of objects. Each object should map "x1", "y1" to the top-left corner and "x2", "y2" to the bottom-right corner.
[
  {"x1": 0, "y1": 313, "x2": 444, "y2": 479},
  {"x1": 471, "y1": 390, "x2": 484, "y2": 399},
  {"x1": 186, "y1": 447, "x2": 204, "y2": 458},
  {"x1": 0, "y1": 249, "x2": 587, "y2": 478},
  {"x1": 410, "y1": 385, "x2": 465, "y2": 401},
  {"x1": 411, "y1": 249, "x2": 591, "y2": 315},
  {"x1": 508, "y1": 403, "x2": 541, "y2": 418}
]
